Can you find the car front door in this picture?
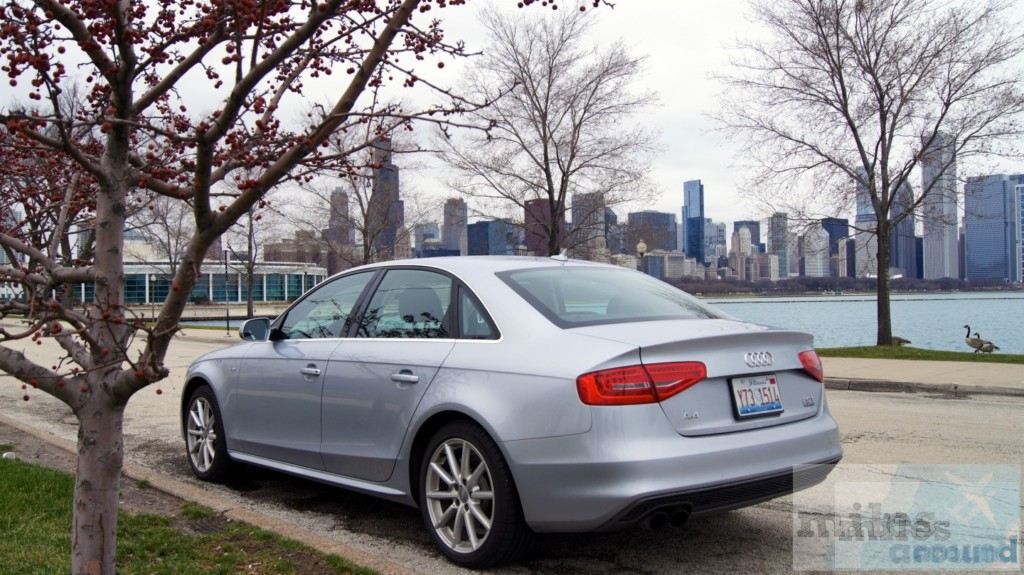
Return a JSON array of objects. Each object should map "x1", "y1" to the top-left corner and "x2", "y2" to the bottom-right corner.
[
  {"x1": 231, "y1": 271, "x2": 375, "y2": 469},
  {"x1": 321, "y1": 268, "x2": 455, "y2": 482}
]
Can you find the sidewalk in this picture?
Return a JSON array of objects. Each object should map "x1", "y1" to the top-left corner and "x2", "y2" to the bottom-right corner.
[{"x1": 822, "y1": 356, "x2": 1024, "y2": 398}]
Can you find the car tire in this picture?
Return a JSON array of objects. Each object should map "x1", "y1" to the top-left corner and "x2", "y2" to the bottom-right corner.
[
  {"x1": 419, "y1": 421, "x2": 533, "y2": 568},
  {"x1": 184, "y1": 385, "x2": 233, "y2": 482}
]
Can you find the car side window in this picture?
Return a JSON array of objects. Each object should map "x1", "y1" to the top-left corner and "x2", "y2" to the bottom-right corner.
[
  {"x1": 278, "y1": 272, "x2": 374, "y2": 339},
  {"x1": 459, "y1": 287, "x2": 498, "y2": 340},
  {"x1": 358, "y1": 269, "x2": 452, "y2": 339}
]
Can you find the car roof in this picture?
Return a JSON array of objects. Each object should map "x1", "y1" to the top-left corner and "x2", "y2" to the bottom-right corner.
[{"x1": 338, "y1": 255, "x2": 620, "y2": 279}]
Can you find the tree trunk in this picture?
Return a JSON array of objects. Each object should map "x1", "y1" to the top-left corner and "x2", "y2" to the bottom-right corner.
[
  {"x1": 246, "y1": 269, "x2": 255, "y2": 319},
  {"x1": 72, "y1": 393, "x2": 126, "y2": 575},
  {"x1": 875, "y1": 222, "x2": 893, "y2": 346}
]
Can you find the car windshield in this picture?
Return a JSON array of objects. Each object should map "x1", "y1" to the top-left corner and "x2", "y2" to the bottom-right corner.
[{"x1": 497, "y1": 267, "x2": 730, "y2": 328}]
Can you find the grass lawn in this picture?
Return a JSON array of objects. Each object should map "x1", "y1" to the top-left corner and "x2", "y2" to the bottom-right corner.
[
  {"x1": 0, "y1": 457, "x2": 377, "y2": 575},
  {"x1": 817, "y1": 346, "x2": 1024, "y2": 364}
]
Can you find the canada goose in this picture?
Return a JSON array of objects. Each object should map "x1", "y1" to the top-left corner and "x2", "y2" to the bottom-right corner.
[
  {"x1": 973, "y1": 332, "x2": 1000, "y2": 354},
  {"x1": 891, "y1": 336, "x2": 911, "y2": 346},
  {"x1": 964, "y1": 325, "x2": 985, "y2": 352}
]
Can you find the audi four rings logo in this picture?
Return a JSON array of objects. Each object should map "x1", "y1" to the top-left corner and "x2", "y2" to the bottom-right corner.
[{"x1": 744, "y1": 351, "x2": 773, "y2": 368}]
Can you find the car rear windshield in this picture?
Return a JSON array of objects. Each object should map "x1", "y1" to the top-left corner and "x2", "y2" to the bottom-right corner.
[{"x1": 496, "y1": 267, "x2": 730, "y2": 328}]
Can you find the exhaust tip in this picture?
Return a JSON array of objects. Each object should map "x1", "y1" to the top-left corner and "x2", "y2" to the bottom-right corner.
[
  {"x1": 669, "y1": 508, "x2": 691, "y2": 529},
  {"x1": 645, "y1": 512, "x2": 669, "y2": 531}
]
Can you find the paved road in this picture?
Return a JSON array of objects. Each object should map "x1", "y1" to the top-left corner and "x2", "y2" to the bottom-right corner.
[{"x1": 3, "y1": 338, "x2": 1021, "y2": 574}]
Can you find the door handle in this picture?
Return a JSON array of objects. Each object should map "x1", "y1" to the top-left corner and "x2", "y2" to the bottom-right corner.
[
  {"x1": 300, "y1": 365, "x2": 321, "y2": 376},
  {"x1": 390, "y1": 371, "x2": 419, "y2": 384}
]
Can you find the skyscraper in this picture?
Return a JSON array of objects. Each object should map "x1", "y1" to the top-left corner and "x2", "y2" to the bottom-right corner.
[
  {"x1": 889, "y1": 182, "x2": 918, "y2": 279},
  {"x1": 1017, "y1": 183, "x2": 1024, "y2": 283},
  {"x1": 442, "y1": 197, "x2": 468, "y2": 255},
  {"x1": 571, "y1": 192, "x2": 607, "y2": 257},
  {"x1": 768, "y1": 212, "x2": 789, "y2": 278},
  {"x1": 524, "y1": 198, "x2": 566, "y2": 255},
  {"x1": 323, "y1": 187, "x2": 355, "y2": 245},
  {"x1": 627, "y1": 211, "x2": 677, "y2": 252},
  {"x1": 704, "y1": 219, "x2": 727, "y2": 264},
  {"x1": 730, "y1": 227, "x2": 753, "y2": 281},
  {"x1": 921, "y1": 134, "x2": 959, "y2": 279},
  {"x1": 964, "y1": 174, "x2": 1023, "y2": 282},
  {"x1": 801, "y1": 223, "x2": 830, "y2": 277},
  {"x1": 467, "y1": 220, "x2": 518, "y2": 256},
  {"x1": 734, "y1": 220, "x2": 762, "y2": 252},
  {"x1": 820, "y1": 217, "x2": 849, "y2": 255},
  {"x1": 367, "y1": 139, "x2": 403, "y2": 260},
  {"x1": 682, "y1": 180, "x2": 705, "y2": 262},
  {"x1": 854, "y1": 167, "x2": 878, "y2": 278},
  {"x1": 414, "y1": 222, "x2": 440, "y2": 258}
]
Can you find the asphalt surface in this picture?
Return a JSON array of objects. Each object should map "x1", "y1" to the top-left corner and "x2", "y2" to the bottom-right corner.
[{"x1": 1, "y1": 329, "x2": 1021, "y2": 574}]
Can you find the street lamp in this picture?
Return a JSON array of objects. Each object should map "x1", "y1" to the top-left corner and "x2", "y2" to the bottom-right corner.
[
  {"x1": 224, "y1": 248, "x2": 231, "y2": 337},
  {"x1": 636, "y1": 239, "x2": 647, "y2": 272},
  {"x1": 149, "y1": 274, "x2": 157, "y2": 321},
  {"x1": 302, "y1": 263, "x2": 309, "y2": 294}
]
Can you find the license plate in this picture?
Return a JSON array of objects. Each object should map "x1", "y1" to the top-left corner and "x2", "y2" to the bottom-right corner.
[{"x1": 731, "y1": 374, "x2": 784, "y2": 417}]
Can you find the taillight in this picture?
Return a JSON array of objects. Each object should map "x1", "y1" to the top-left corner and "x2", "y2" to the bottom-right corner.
[
  {"x1": 577, "y1": 362, "x2": 706, "y2": 406},
  {"x1": 799, "y1": 350, "x2": 824, "y2": 383}
]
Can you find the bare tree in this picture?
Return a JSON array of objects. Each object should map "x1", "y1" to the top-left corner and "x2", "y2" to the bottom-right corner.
[
  {"x1": 129, "y1": 193, "x2": 195, "y2": 278},
  {"x1": 436, "y1": 7, "x2": 659, "y2": 257},
  {"x1": 226, "y1": 193, "x2": 288, "y2": 318},
  {"x1": 717, "y1": 0, "x2": 1024, "y2": 345},
  {"x1": 0, "y1": 0, "x2": 598, "y2": 572}
]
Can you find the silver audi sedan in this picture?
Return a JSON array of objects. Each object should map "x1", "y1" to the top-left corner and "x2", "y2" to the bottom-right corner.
[{"x1": 181, "y1": 255, "x2": 842, "y2": 568}]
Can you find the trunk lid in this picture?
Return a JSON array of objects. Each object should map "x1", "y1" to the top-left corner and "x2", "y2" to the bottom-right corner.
[{"x1": 572, "y1": 319, "x2": 825, "y2": 436}]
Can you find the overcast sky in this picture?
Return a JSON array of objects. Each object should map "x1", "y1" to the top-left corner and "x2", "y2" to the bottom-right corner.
[
  {"x1": 397, "y1": 0, "x2": 785, "y2": 228},
  {"x1": 10, "y1": 1, "x2": 1022, "y2": 231},
  {"x1": 395, "y1": 0, "x2": 1024, "y2": 230}
]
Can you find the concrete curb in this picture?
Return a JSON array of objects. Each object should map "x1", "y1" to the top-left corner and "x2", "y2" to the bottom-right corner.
[
  {"x1": 824, "y1": 378, "x2": 1024, "y2": 398},
  {"x1": 0, "y1": 413, "x2": 419, "y2": 575}
]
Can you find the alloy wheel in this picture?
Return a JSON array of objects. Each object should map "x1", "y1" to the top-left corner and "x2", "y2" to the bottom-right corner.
[
  {"x1": 186, "y1": 395, "x2": 217, "y2": 473},
  {"x1": 424, "y1": 437, "x2": 495, "y2": 554}
]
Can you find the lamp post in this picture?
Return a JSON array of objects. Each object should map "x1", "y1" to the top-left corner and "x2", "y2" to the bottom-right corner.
[
  {"x1": 224, "y1": 248, "x2": 231, "y2": 337},
  {"x1": 302, "y1": 263, "x2": 309, "y2": 294},
  {"x1": 636, "y1": 239, "x2": 647, "y2": 273},
  {"x1": 149, "y1": 274, "x2": 157, "y2": 321}
]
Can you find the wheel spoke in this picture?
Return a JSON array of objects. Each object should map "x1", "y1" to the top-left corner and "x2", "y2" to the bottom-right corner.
[
  {"x1": 459, "y1": 440, "x2": 473, "y2": 480},
  {"x1": 462, "y1": 509, "x2": 481, "y2": 550},
  {"x1": 429, "y1": 460, "x2": 455, "y2": 486},
  {"x1": 451, "y1": 505, "x2": 466, "y2": 543},
  {"x1": 434, "y1": 503, "x2": 457, "y2": 530},
  {"x1": 467, "y1": 499, "x2": 492, "y2": 530},
  {"x1": 426, "y1": 489, "x2": 458, "y2": 500},
  {"x1": 443, "y1": 442, "x2": 461, "y2": 483}
]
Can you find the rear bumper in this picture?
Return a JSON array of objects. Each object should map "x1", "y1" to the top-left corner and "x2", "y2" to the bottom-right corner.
[
  {"x1": 601, "y1": 456, "x2": 841, "y2": 530},
  {"x1": 502, "y1": 404, "x2": 842, "y2": 532}
]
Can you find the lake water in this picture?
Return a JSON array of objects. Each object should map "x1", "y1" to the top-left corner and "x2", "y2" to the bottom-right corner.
[{"x1": 706, "y1": 292, "x2": 1024, "y2": 353}]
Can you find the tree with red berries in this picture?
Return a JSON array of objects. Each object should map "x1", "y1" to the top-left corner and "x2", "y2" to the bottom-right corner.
[{"x1": 0, "y1": 0, "x2": 600, "y2": 572}]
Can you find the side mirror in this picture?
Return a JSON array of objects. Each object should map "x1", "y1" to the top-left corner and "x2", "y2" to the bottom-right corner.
[{"x1": 240, "y1": 317, "x2": 271, "y2": 341}]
